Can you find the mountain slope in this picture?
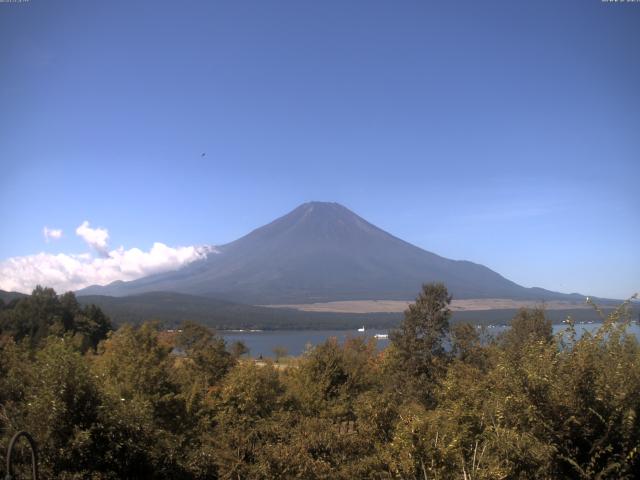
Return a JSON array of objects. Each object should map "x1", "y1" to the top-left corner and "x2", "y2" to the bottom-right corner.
[
  {"x1": 77, "y1": 291, "x2": 401, "y2": 330},
  {"x1": 0, "y1": 289, "x2": 28, "y2": 303},
  {"x1": 78, "y1": 202, "x2": 584, "y2": 303}
]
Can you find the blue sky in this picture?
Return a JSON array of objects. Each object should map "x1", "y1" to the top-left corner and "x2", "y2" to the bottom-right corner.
[{"x1": 1, "y1": 0, "x2": 638, "y2": 298}]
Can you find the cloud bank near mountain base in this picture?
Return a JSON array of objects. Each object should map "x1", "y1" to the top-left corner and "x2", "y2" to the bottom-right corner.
[{"x1": 0, "y1": 221, "x2": 215, "y2": 294}]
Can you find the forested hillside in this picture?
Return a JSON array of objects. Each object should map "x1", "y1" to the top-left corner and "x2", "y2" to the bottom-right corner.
[
  {"x1": 1, "y1": 285, "x2": 638, "y2": 479},
  {"x1": 76, "y1": 291, "x2": 621, "y2": 330},
  {"x1": 77, "y1": 291, "x2": 402, "y2": 330}
]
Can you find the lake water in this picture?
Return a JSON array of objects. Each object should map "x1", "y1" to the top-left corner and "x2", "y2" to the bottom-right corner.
[{"x1": 221, "y1": 323, "x2": 640, "y2": 358}]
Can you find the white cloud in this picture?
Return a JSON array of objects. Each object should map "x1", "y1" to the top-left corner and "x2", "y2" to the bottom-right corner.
[
  {"x1": 43, "y1": 227, "x2": 63, "y2": 242},
  {"x1": 1, "y1": 220, "x2": 219, "y2": 294},
  {"x1": 76, "y1": 221, "x2": 109, "y2": 254},
  {"x1": 0, "y1": 243, "x2": 216, "y2": 294}
]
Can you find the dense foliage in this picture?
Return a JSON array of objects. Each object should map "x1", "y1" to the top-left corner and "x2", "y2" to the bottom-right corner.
[
  {"x1": 1, "y1": 285, "x2": 639, "y2": 479},
  {"x1": 0, "y1": 286, "x2": 112, "y2": 351}
]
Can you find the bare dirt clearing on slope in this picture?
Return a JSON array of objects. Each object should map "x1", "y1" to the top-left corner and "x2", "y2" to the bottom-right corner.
[{"x1": 262, "y1": 298, "x2": 590, "y2": 314}]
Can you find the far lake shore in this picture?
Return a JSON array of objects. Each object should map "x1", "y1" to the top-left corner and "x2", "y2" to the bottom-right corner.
[{"x1": 221, "y1": 322, "x2": 640, "y2": 358}]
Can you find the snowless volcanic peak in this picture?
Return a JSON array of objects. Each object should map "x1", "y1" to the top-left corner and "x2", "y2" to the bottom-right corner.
[{"x1": 77, "y1": 202, "x2": 583, "y2": 304}]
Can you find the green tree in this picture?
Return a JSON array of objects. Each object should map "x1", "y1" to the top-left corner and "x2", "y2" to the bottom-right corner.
[
  {"x1": 0, "y1": 286, "x2": 62, "y2": 345},
  {"x1": 451, "y1": 322, "x2": 490, "y2": 370},
  {"x1": 94, "y1": 322, "x2": 184, "y2": 427},
  {"x1": 388, "y1": 282, "x2": 452, "y2": 405},
  {"x1": 92, "y1": 322, "x2": 191, "y2": 478},
  {"x1": 0, "y1": 287, "x2": 111, "y2": 350},
  {"x1": 500, "y1": 306, "x2": 552, "y2": 354},
  {"x1": 0, "y1": 337, "x2": 31, "y2": 439},
  {"x1": 211, "y1": 362, "x2": 284, "y2": 479},
  {"x1": 19, "y1": 337, "x2": 104, "y2": 478},
  {"x1": 73, "y1": 303, "x2": 112, "y2": 350},
  {"x1": 174, "y1": 321, "x2": 235, "y2": 414}
]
